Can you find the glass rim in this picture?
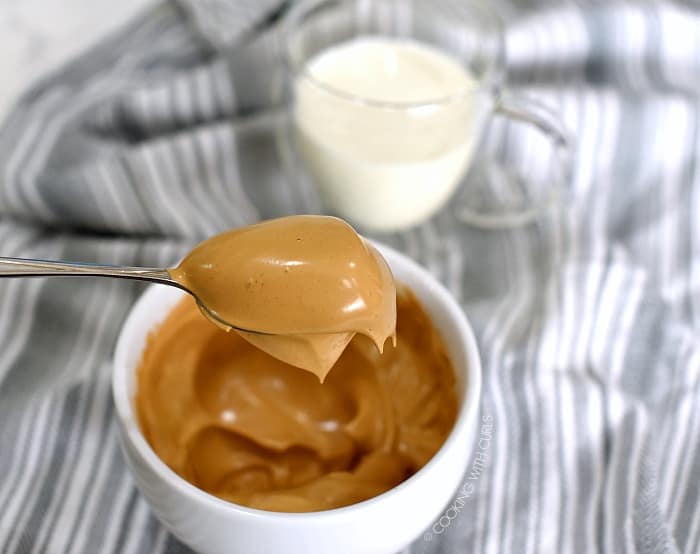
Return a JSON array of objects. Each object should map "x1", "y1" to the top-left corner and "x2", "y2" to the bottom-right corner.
[{"x1": 282, "y1": 0, "x2": 505, "y2": 111}]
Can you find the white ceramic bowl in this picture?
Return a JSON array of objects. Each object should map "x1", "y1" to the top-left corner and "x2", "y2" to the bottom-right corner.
[{"x1": 112, "y1": 243, "x2": 482, "y2": 554}]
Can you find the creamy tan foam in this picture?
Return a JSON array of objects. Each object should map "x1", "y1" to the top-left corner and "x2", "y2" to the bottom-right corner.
[
  {"x1": 169, "y1": 215, "x2": 396, "y2": 381},
  {"x1": 136, "y1": 288, "x2": 457, "y2": 512}
]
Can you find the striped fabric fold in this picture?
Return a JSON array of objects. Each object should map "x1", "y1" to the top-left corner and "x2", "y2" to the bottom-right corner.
[{"x1": 1, "y1": 0, "x2": 699, "y2": 552}]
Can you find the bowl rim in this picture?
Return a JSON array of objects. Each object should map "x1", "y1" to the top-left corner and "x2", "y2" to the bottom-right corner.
[{"x1": 112, "y1": 241, "x2": 482, "y2": 521}]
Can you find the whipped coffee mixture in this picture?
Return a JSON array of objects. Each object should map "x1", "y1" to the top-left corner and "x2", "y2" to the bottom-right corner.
[
  {"x1": 136, "y1": 288, "x2": 457, "y2": 512},
  {"x1": 169, "y1": 215, "x2": 396, "y2": 381}
]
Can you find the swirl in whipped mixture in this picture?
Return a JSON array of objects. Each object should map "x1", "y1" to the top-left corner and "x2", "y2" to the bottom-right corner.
[{"x1": 135, "y1": 288, "x2": 457, "y2": 512}]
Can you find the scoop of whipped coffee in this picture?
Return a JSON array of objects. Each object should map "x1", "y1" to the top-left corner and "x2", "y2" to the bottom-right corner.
[{"x1": 169, "y1": 216, "x2": 397, "y2": 381}]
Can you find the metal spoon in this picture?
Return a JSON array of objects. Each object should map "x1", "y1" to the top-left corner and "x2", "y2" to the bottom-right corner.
[{"x1": 0, "y1": 256, "x2": 250, "y2": 332}]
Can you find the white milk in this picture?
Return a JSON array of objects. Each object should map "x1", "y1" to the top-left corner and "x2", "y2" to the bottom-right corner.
[{"x1": 293, "y1": 37, "x2": 488, "y2": 231}]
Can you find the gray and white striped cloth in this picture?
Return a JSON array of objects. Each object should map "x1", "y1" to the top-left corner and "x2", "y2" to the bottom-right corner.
[{"x1": 1, "y1": 0, "x2": 700, "y2": 552}]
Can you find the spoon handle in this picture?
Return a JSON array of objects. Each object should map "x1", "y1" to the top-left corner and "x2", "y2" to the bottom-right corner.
[{"x1": 0, "y1": 257, "x2": 174, "y2": 286}]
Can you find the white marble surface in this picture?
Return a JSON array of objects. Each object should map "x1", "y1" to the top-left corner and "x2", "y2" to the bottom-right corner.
[{"x1": 0, "y1": 0, "x2": 153, "y2": 120}]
